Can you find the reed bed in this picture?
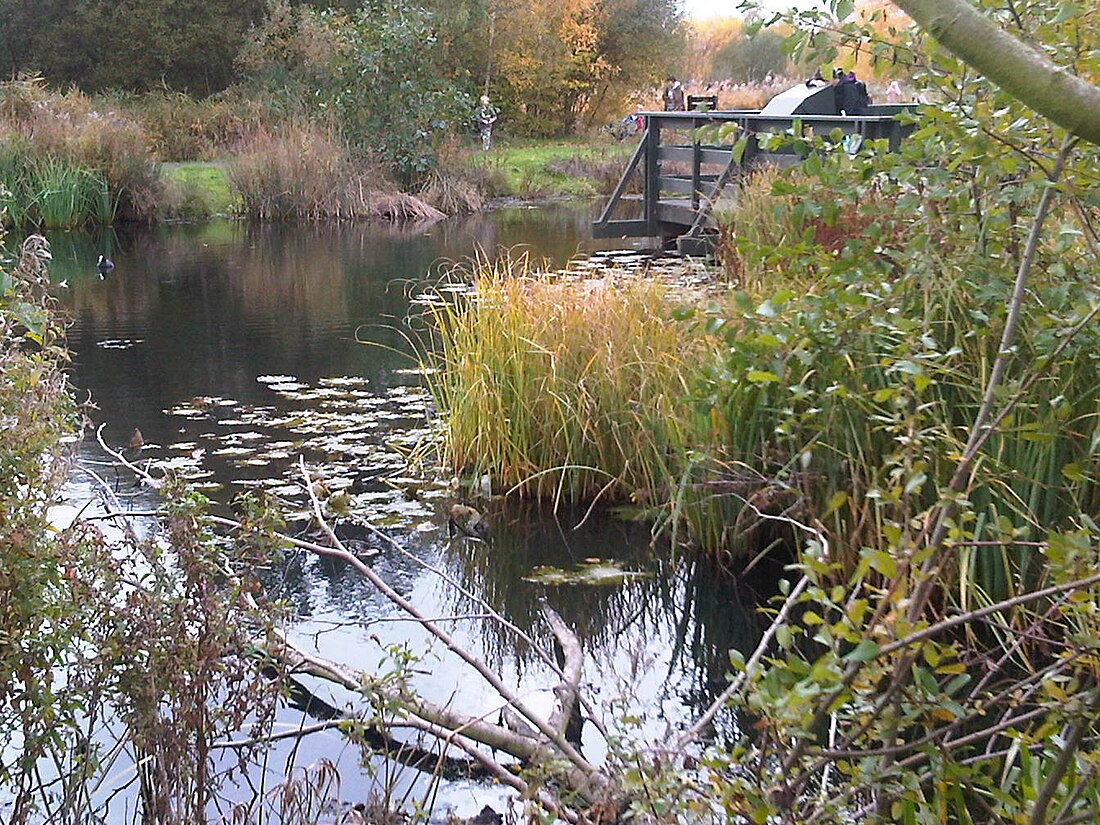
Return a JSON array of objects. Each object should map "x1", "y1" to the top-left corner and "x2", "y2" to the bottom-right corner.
[
  {"x1": 421, "y1": 256, "x2": 719, "y2": 505},
  {"x1": 0, "y1": 139, "x2": 114, "y2": 228},
  {"x1": 228, "y1": 124, "x2": 441, "y2": 222},
  {"x1": 423, "y1": 167, "x2": 1100, "y2": 596},
  {"x1": 0, "y1": 78, "x2": 158, "y2": 226},
  {"x1": 701, "y1": 165, "x2": 1100, "y2": 590}
]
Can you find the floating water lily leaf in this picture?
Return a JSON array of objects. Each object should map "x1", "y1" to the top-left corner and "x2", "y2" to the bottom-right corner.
[
  {"x1": 166, "y1": 406, "x2": 208, "y2": 418},
  {"x1": 257, "y1": 449, "x2": 293, "y2": 461},
  {"x1": 222, "y1": 431, "x2": 266, "y2": 444},
  {"x1": 256, "y1": 374, "x2": 298, "y2": 384},
  {"x1": 269, "y1": 484, "x2": 304, "y2": 498},
  {"x1": 211, "y1": 446, "x2": 255, "y2": 457},
  {"x1": 524, "y1": 562, "x2": 651, "y2": 586},
  {"x1": 96, "y1": 339, "x2": 144, "y2": 349}
]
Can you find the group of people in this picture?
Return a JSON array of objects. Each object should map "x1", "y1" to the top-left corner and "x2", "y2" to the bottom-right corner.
[
  {"x1": 832, "y1": 67, "x2": 872, "y2": 116},
  {"x1": 810, "y1": 69, "x2": 914, "y2": 113},
  {"x1": 479, "y1": 69, "x2": 913, "y2": 149},
  {"x1": 807, "y1": 67, "x2": 873, "y2": 115}
]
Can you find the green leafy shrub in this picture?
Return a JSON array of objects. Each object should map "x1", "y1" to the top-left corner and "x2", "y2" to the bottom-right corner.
[{"x1": 0, "y1": 230, "x2": 285, "y2": 823}]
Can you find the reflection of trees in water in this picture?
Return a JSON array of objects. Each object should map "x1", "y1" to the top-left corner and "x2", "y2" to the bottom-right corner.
[
  {"x1": 260, "y1": 525, "x2": 434, "y2": 624},
  {"x1": 436, "y1": 499, "x2": 770, "y2": 713}
]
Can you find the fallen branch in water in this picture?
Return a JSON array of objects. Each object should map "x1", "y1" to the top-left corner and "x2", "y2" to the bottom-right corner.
[
  {"x1": 87, "y1": 429, "x2": 618, "y2": 817},
  {"x1": 195, "y1": 458, "x2": 621, "y2": 818}
]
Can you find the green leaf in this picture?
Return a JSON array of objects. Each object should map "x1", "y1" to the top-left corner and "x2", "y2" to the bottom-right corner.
[
  {"x1": 1062, "y1": 462, "x2": 1086, "y2": 483},
  {"x1": 776, "y1": 624, "x2": 792, "y2": 649},
  {"x1": 823, "y1": 491, "x2": 848, "y2": 517},
  {"x1": 843, "y1": 640, "x2": 879, "y2": 663},
  {"x1": 1052, "y1": 1, "x2": 1079, "y2": 23},
  {"x1": 747, "y1": 369, "x2": 780, "y2": 384}
]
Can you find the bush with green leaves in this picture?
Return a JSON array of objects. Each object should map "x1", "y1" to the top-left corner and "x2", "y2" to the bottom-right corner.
[
  {"x1": 240, "y1": 0, "x2": 469, "y2": 186},
  {"x1": 651, "y1": 0, "x2": 1100, "y2": 821},
  {"x1": 0, "y1": 231, "x2": 285, "y2": 823}
]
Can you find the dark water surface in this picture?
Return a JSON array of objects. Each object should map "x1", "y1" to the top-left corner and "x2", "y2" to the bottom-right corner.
[{"x1": 44, "y1": 206, "x2": 764, "y2": 821}]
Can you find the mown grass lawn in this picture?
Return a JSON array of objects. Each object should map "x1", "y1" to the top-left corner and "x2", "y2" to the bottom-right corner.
[
  {"x1": 463, "y1": 137, "x2": 636, "y2": 199},
  {"x1": 160, "y1": 161, "x2": 237, "y2": 217}
]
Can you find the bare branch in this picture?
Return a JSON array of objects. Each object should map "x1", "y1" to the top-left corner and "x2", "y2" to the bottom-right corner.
[
  {"x1": 543, "y1": 605, "x2": 582, "y2": 740},
  {"x1": 891, "y1": 0, "x2": 1100, "y2": 144}
]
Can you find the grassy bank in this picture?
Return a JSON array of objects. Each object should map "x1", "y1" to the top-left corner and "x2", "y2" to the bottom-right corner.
[
  {"x1": 160, "y1": 162, "x2": 237, "y2": 218},
  {"x1": 0, "y1": 79, "x2": 633, "y2": 227},
  {"x1": 156, "y1": 138, "x2": 634, "y2": 221},
  {"x1": 454, "y1": 138, "x2": 635, "y2": 200}
]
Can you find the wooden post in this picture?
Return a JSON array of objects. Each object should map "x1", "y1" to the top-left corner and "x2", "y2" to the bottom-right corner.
[
  {"x1": 691, "y1": 116, "x2": 702, "y2": 210},
  {"x1": 645, "y1": 115, "x2": 661, "y2": 236}
]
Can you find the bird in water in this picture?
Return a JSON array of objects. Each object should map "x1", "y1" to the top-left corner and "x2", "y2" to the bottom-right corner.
[
  {"x1": 96, "y1": 255, "x2": 114, "y2": 278},
  {"x1": 128, "y1": 428, "x2": 144, "y2": 452},
  {"x1": 448, "y1": 503, "x2": 489, "y2": 540}
]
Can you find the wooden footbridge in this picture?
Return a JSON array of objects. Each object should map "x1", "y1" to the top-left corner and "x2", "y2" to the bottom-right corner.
[{"x1": 593, "y1": 85, "x2": 916, "y2": 254}]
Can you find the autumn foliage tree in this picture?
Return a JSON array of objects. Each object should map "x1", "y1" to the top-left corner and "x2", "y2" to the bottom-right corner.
[{"x1": 423, "y1": 0, "x2": 684, "y2": 135}]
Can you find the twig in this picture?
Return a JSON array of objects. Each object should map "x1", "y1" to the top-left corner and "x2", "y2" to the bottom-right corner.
[
  {"x1": 212, "y1": 721, "x2": 348, "y2": 750},
  {"x1": 920, "y1": 135, "x2": 1077, "y2": 589},
  {"x1": 676, "y1": 572, "x2": 810, "y2": 749},
  {"x1": 1028, "y1": 689, "x2": 1100, "y2": 825},
  {"x1": 295, "y1": 458, "x2": 606, "y2": 793},
  {"x1": 878, "y1": 570, "x2": 1100, "y2": 660}
]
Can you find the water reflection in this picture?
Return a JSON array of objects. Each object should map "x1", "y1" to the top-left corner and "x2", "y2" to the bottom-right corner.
[{"x1": 42, "y1": 208, "x2": 765, "y2": 815}]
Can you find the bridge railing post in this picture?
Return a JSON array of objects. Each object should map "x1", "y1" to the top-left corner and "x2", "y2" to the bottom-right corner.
[
  {"x1": 645, "y1": 116, "x2": 661, "y2": 236},
  {"x1": 691, "y1": 115, "x2": 704, "y2": 210}
]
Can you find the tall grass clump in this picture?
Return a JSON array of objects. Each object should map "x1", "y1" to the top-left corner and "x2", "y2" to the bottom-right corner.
[
  {"x1": 228, "y1": 124, "x2": 443, "y2": 222},
  {"x1": 421, "y1": 254, "x2": 718, "y2": 505},
  {"x1": 0, "y1": 138, "x2": 114, "y2": 228},
  {"x1": 0, "y1": 77, "x2": 159, "y2": 225}
]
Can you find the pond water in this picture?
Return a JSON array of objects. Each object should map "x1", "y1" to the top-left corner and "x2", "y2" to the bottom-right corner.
[{"x1": 44, "y1": 204, "x2": 767, "y2": 822}]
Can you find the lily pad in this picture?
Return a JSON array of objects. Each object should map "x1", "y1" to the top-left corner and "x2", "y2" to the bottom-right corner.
[{"x1": 524, "y1": 561, "x2": 651, "y2": 587}]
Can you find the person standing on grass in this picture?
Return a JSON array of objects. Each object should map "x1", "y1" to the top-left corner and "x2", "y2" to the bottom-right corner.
[{"x1": 474, "y1": 95, "x2": 499, "y2": 151}]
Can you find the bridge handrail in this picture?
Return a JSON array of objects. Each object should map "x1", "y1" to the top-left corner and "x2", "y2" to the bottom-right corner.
[
  {"x1": 593, "y1": 106, "x2": 918, "y2": 244},
  {"x1": 596, "y1": 128, "x2": 650, "y2": 226}
]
